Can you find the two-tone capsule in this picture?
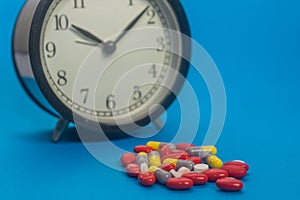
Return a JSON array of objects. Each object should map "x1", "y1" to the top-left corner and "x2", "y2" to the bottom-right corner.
[
  {"x1": 186, "y1": 146, "x2": 217, "y2": 156},
  {"x1": 135, "y1": 152, "x2": 149, "y2": 166},
  {"x1": 148, "y1": 167, "x2": 172, "y2": 184},
  {"x1": 194, "y1": 151, "x2": 223, "y2": 168},
  {"x1": 149, "y1": 151, "x2": 161, "y2": 167},
  {"x1": 163, "y1": 158, "x2": 194, "y2": 171},
  {"x1": 146, "y1": 141, "x2": 176, "y2": 150}
]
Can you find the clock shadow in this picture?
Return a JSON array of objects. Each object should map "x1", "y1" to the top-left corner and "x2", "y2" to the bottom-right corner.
[
  {"x1": 60, "y1": 126, "x2": 131, "y2": 143},
  {"x1": 20, "y1": 126, "x2": 131, "y2": 143}
]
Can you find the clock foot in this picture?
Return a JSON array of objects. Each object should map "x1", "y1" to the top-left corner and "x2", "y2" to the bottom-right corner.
[
  {"x1": 153, "y1": 118, "x2": 163, "y2": 130},
  {"x1": 52, "y1": 117, "x2": 70, "y2": 143}
]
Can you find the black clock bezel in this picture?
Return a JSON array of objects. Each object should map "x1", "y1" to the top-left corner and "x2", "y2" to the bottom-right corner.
[{"x1": 29, "y1": 0, "x2": 191, "y2": 132}]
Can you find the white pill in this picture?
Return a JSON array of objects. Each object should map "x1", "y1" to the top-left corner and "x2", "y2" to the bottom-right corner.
[
  {"x1": 194, "y1": 164, "x2": 209, "y2": 173},
  {"x1": 170, "y1": 167, "x2": 191, "y2": 178},
  {"x1": 177, "y1": 167, "x2": 191, "y2": 177},
  {"x1": 140, "y1": 162, "x2": 149, "y2": 172},
  {"x1": 170, "y1": 169, "x2": 180, "y2": 178}
]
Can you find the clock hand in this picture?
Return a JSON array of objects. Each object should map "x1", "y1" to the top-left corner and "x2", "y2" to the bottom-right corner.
[
  {"x1": 75, "y1": 40, "x2": 98, "y2": 46},
  {"x1": 71, "y1": 24, "x2": 104, "y2": 44},
  {"x1": 114, "y1": 6, "x2": 150, "y2": 44}
]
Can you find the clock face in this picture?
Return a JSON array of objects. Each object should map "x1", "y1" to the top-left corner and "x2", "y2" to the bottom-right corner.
[{"x1": 32, "y1": 0, "x2": 190, "y2": 127}]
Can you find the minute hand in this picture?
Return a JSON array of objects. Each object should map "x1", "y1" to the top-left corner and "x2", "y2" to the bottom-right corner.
[{"x1": 114, "y1": 6, "x2": 150, "y2": 44}]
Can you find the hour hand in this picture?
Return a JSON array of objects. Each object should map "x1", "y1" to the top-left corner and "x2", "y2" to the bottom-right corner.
[{"x1": 71, "y1": 24, "x2": 104, "y2": 44}]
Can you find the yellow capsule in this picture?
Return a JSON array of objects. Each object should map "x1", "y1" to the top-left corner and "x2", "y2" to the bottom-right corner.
[
  {"x1": 202, "y1": 146, "x2": 217, "y2": 155},
  {"x1": 146, "y1": 141, "x2": 161, "y2": 150},
  {"x1": 206, "y1": 155, "x2": 223, "y2": 168},
  {"x1": 147, "y1": 166, "x2": 159, "y2": 173},
  {"x1": 162, "y1": 158, "x2": 178, "y2": 165},
  {"x1": 149, "y1": 151, "x2": 161, "y2": 167}
]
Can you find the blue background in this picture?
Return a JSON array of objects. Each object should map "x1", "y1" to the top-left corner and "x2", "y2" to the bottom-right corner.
[{"x1": 1, "y1": 0, "x2": 300, "y2": 199}]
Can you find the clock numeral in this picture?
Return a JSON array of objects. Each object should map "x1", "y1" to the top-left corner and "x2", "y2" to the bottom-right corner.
[
  {"x1": 45, "y1": 42, "x2": 56, "y2": 58},
  {"x1": 54, "y1": 15, "x2": 69, "y2": 31},
  {"x1": 133, "y1": 86, "x2": 142, "y2": 101},
  {"x1": 147, "y1": 9, "x2": 156, "y2": 24},
  {"x1": 57, "y1": 70, "x2": 67, "y2": 86},
  {"x1": 80, "y1": 88, "x2": 89, "y2": 104},
  {"x1": 157, "y1": 37, "x2": 165, "y2": 52},
  {"x1": 106, "y1": 95, "x2": 116, "y2": 110},
  {"x1": 74, "y1": 0, "x2": 85, "y2": 9},
  {"x1": 129, "y1": 0, "x2": 134, "y2": 6},
  {"x1": 149, "y1": 64, "x2": 158, "y2": 78}
]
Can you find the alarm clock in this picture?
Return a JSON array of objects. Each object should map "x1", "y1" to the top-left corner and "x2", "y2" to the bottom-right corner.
[{"x1": 13, "y1": 0, "x2": 191, "y2": 142}]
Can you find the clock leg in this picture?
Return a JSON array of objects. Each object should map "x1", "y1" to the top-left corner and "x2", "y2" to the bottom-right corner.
[
  {"x1": 153, "y1": 118, "x2": 163, "y2": 130},
  {"x1": 52, "y1": 117, "x2": 70, "y2": 142}
]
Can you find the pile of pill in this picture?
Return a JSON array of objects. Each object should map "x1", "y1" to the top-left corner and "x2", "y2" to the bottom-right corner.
[{"x1": 120, "y1": 141, "x2": 249, "y2": 191}]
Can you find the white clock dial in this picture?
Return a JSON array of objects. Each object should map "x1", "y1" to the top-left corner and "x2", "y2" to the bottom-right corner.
[{"x1": 38, "y1": 0, "x2": 185, "y2": 125}]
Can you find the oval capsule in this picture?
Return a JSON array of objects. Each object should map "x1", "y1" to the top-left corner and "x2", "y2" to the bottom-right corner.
[
  {"x1": 166, "y1": 178, "x2": 193, "y2": 190},
  {"x1": 126, "y1": 163, "x2": 140, "y2": 177},
  {"x1": 224, "y1": 161, "x2": 249, "y2": 171},
  {"x1": 182, "y1": 172, "x2": 208, "y2": 185},
  {"x1": 160, "y1": 163, "x2": 176, "y2": 171},
  {"x1": 134, "y1": 145, "x2": 154, "y2": 153},
  {"x1": 222, "y1": 165, "x2": 247, "y2": 179},
  {"x1": 187, "y1": 156, "x2": 202, "y2": 165},
  {"x1": 138, "y1": 172, "x2": 156, "y2": 186},
  {"x1": 203, "y1": 169, "x2": 228, "y2": 182},
  {"x1": 216, "y1": 177, "x2": 243, "y2": 192},
  {"x1": 121, "y1": 153, "x2": 136, "y2": 166}
]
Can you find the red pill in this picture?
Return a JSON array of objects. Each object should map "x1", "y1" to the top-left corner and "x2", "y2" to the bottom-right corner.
[
  {"x1": 166, "y1": 178, "x2": 193, "y2": 190},
  {"x1": 216, "y1": 177, "x2": 243, "y2": 192},
  {"x1": 162, "y1": 152, "x2": 190, "y2": 161},
  {"x1": 176, "y1": 143, "x2": 195, "y2": 150},
  {"x1": 160, "y1": 163, "x2": 176, "y2": 171},
  {"x1": 182, "y1": 172, "x2": 208, "y2": 185},
  {"x1": 203, "y1": 169, "x2": 228, "y2": 182},
  {"x1": 187, "y1": 156, "x2": 202, "y2": 164},
  {"x1": 126, "y1": 163, "x2": 140, "y2": 177},
  {"x1": 138, "y1": 172, "x2": 156, "y2": 186},
  {"x1": 134, "y1": 145, "x2": 154, "y2": 153},
  {"x1": 158, "y1": 145, "x2": 172, "y2": 157},
  {"x1": 121, "y1": 153, "x2": 136, "y2": 166},
  {"x1": 222, "y1": 165, "x2": 247, "y2": 179},
  {"x1": 224, "y1": 161, "x2": 249, "y2": 171}
]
